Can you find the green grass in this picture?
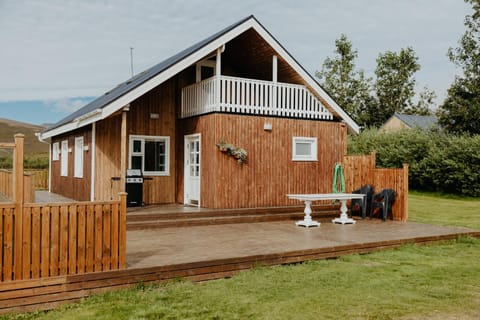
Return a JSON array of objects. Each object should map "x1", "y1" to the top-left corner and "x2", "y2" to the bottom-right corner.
[
  {"x1": 409, "y1": 191, "x2": 480, "y2": 230},
  {"x1": 3, "y1": 193, "x2": 480, "y2": 320}
]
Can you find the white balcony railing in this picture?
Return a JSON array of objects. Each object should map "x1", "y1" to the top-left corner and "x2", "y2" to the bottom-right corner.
[{"x1": 181, "y1": 75, "x2": 333, "y2": 120}]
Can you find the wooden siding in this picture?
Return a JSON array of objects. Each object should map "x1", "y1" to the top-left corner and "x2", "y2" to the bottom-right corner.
[
  {"x1": 51, "y1": 127, "x2": 92, "y2": 201},
  {"x1": 128, "y1": 80, "x2": 177, "y2": 204},
  {"x1": 178, "y1": 113, "x2": 347, "y2": 208},
  {"x1": 0, "y1": 195, "x2": 126, "y2": 282},
  {"x1": 343, "y1": 152, "x2": 409, "y2": 221},
  {"x1": 95, "y1": 115, "x2": 122, "y2": 201},
  {"x1": 95, "y1": 78, "x2": 178, "y2": 204}
]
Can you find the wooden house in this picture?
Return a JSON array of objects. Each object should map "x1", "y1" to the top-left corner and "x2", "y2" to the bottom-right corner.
[
  {"x1": 39, "y1": 15, "x2": 359, "y2": 209},
  {"x1": 381, "y1": 113, "x2": 437, "y2": 132}
]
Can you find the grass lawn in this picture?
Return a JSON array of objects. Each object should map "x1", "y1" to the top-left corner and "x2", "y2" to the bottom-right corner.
[
  {"x1": 3, "y1": 193, "x2": 480, "y2": 320},
  {"x1": 409, "y1": 191, "x2": 480, "y2": 230}
]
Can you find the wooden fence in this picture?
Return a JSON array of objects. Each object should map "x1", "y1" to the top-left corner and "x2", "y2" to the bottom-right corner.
[
  {"x1": 343, "y1": 151, "x2": 409, "y2": 222},
  {"x1": 0, "y1": 134, "x2": 128, "y2": 283},
  {"x1": 0, "y1": 194, "x2": 127, "y2": 282},
  {"x1": 25, "y1": 169, "x2": 49, "y2": 190},
  {"x1": 0, "y1": 170, "x2": 35, "y2": 203}
]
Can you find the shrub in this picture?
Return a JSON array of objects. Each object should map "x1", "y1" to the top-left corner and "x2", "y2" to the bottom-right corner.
[{"x1": 348, "y1": 128, "x2": 480, "y2": 196}]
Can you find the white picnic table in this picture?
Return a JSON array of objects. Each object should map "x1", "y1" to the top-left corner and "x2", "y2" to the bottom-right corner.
[{"x1": 287, "y1": 193, "x2": 366, "y2": 227}]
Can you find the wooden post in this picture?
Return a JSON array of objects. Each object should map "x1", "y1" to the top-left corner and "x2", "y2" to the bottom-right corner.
[
  {"x1": 120, "y1": 107, "x2": 128, "y2": 195},
  {"x1": 13, "y1": 134, "x2": 24, "y2": 280},
  {"x1": 403, "y1": 163, "x2": 409, "y2": 222},
  {"x1": 118, "y1": 192, "x2": 127, "y2": 269},
  {"x1": 272, "y1": 55, "x2": 278, "y2": 83},
  {"x1": 216, "y1": 47, "x2": 222, "y2": 108}
]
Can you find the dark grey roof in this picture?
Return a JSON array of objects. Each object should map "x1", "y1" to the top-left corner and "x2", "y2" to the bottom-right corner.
[
  {"x1": 44, "y1": 15, "x2": 255, "y2": 132},
  {"x1": 395, "y1": 113, "x2": 437, "y2": 130}
]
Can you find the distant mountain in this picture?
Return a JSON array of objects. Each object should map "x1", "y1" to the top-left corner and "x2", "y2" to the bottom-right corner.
[{"x1": 0, "y1": 118, "x2": 48, "y2": 156}]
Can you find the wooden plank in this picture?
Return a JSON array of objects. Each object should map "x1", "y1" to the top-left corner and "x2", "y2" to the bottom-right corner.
[
  {"x1": 77, "y1": 205, "x2": 86, "y2": 274},
  {"x1": 59, "y1": 206, "x2": 69, "y2": 275},
  {"x1": 31, "y1": 207, "x2": 41, "y2": 279},
  {"x1": 41, "y1": 206, "x2": 51, "y2": 278},
  {"x1": 1, "y1": 209, "x2": 12, "y2": 282},
  {"x1": 49, "y1": 206, "x2": 59, "y2": 277},
  {"x1": 119, "y1": 193, "x2": 127, "y2": 269},
  {"x1": 110, "y1": 202, "x2": 119, "y2": 269},
  {"x1": 94, "y1": 204, "x2": 103, "y2": 272},
  {"x1": 68, "y1": 205, "x2": 77, "y2": 275},
  {"x1": 3, "y1": 209, "x2": 13, "y2": 281},
  {"x1": 21, "y1": 207, "x2": 31, "y2": 280},
  {"x1": 102, "y1": 205, "x2": 111, "y2": 271},
  {"x1": 0, "y1": 209, "x2": 3, "y2": 282},
  {"x1": 86, "y1": 205, "x2": 94, "y2": 273}
]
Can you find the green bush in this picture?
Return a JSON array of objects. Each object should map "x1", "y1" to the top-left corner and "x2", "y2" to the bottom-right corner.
[
  {"x1": 0, "y1": 154, "x2": 48, "y2": 169},
  {"x1": 348, "y1": 128, "x2": 480, "y2": 196}
]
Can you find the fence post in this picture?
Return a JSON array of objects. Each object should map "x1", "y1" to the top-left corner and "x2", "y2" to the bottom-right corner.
[
  {"x1": 403, "y1": 163, "x2": 409, "y2": 222},
  {"x1": 13, "y1": 134, "x2": 24, "y2": 280},
  {"x1": 118, "y1": 192, "x2": 127, "y2": 269}
]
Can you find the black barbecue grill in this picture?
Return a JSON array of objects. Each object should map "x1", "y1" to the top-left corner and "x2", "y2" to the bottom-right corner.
[{"x1": 125, "y1": 169, "x2": 143, "y2": 207}]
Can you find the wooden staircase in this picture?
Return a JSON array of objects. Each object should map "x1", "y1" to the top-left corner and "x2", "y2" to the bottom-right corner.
[{"x1": 127, "y1": 205, "x2": 340, "y2": 230}]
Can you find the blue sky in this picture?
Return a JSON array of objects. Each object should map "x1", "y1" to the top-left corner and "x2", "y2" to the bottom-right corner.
[{"x1": 0, "y1": 0, "x2": 473, "y2": 125}]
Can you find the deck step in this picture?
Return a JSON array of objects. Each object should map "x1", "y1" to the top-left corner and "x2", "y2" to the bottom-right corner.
[{"x1": 126, "y1": 208, "x2": 340, "y2": 230}]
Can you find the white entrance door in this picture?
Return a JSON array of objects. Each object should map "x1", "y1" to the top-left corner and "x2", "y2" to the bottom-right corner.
[{"x1": 184, "y1": 134, "x2": 201, "y2": 206}]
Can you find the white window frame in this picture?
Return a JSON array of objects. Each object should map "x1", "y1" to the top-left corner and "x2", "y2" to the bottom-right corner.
[
  {"x1": 128, "y1": 135, "x2": 170, "y2": 176},
  {"x1": 61, "y1": 140, "x2": 69, "y2": 176},
  {"x1": 74, "y1": 136, "x2": 84, "y2": 178},
  {"x1": 52, "y1": 142, "x2": 60, "y2": 161},
  {"x1": 292, "y1": 137, "x2": 318, "y2": 161}
]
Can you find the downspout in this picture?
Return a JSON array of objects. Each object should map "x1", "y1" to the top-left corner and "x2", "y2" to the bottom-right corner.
[{"x1": 90, "y1": 122, "x2": 96, "y2": 201}]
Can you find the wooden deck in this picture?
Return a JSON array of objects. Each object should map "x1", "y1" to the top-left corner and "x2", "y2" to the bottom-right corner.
[{"x1": 1, "y1": 216, "x2": 479, "y2": 315}]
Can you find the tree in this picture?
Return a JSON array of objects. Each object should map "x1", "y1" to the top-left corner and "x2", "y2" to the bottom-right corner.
[
  {"x1": 437, "y1": 0, "x2": 480, "y2": 134},
  {"x1": 315, "y1": 34, "x2": 373, "y2": 127},
  {"x1": 373, "y1": 47, "x2": 421, "y2": 126},
  {"x1": 405, "y1": 87, "x2": 436, "y2": 116}
]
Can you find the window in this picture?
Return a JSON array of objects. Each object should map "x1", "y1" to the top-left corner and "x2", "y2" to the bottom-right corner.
[
  {"x1": 292, "y1": 137, "x2": 318, "y2": 161},
  {"x1": 129, "y1": 135, "x2": 170, "y2": 176},
  {"x1": 74, "y1": 137, "x2": 84, "y2": 178},
  {"x1": 52, "y1": 142, "x2": 60, "y2": 161},
  {"x1": 61, "y1": 140, "x2": 69, "y2": 176}
]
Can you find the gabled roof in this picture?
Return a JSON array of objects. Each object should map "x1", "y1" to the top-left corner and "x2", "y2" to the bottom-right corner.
[
  {"x1": 394, "y1": 113, "x2": 437, "y2": 130},
  {"x1": 40, "y1": 15, "x2": 359, "y2": 140}
]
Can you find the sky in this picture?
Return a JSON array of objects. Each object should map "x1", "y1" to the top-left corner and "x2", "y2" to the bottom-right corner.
[{"x1": 0, "y1": 0, "x2": 473, "y2": 125}]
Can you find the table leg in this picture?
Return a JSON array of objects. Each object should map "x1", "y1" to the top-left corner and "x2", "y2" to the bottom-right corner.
[
  {"x1": 296, "y1": 200, "x2": 320, "y2": 227},
  {"x1": 332, "y1": 199, "x2": 356, "y2": 224}
]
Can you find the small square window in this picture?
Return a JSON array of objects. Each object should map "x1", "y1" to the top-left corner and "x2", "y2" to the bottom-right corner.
[{"x1": 292, "y1": 137, "x2": 317, "y2": 161}]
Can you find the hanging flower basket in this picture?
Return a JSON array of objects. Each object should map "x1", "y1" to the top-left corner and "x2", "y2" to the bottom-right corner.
[{"x1": 216, "y1": 140, "x2": 247, "y2": 163}]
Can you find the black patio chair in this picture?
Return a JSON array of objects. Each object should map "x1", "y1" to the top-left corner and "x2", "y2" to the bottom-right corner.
[
  {"x1": 350, "y1": 185, "x2": 374, "y2": 219},
  {"x1": 370, "y1": 189, "x2": 396, "y2": 221}
]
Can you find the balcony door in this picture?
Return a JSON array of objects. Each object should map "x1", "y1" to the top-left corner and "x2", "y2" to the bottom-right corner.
[
  {"x1": 196, "y1": 60, "x2": 216, "y2": 82},
  {"x1": 184, "y1": 134, "x2": 201, "y2": 207}
]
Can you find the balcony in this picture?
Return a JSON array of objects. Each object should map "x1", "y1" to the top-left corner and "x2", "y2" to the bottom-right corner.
[{"x1": 181, "y1": 75, "x2": 333, "y2": 120}]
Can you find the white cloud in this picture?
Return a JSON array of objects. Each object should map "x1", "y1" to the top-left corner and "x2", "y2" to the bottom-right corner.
[
  {"x1": 42, "y1": 97, "x2": 92, "y2": 113},
  {"x1": 0, "y1": 0, "x2": 474, "y2": 107}
]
